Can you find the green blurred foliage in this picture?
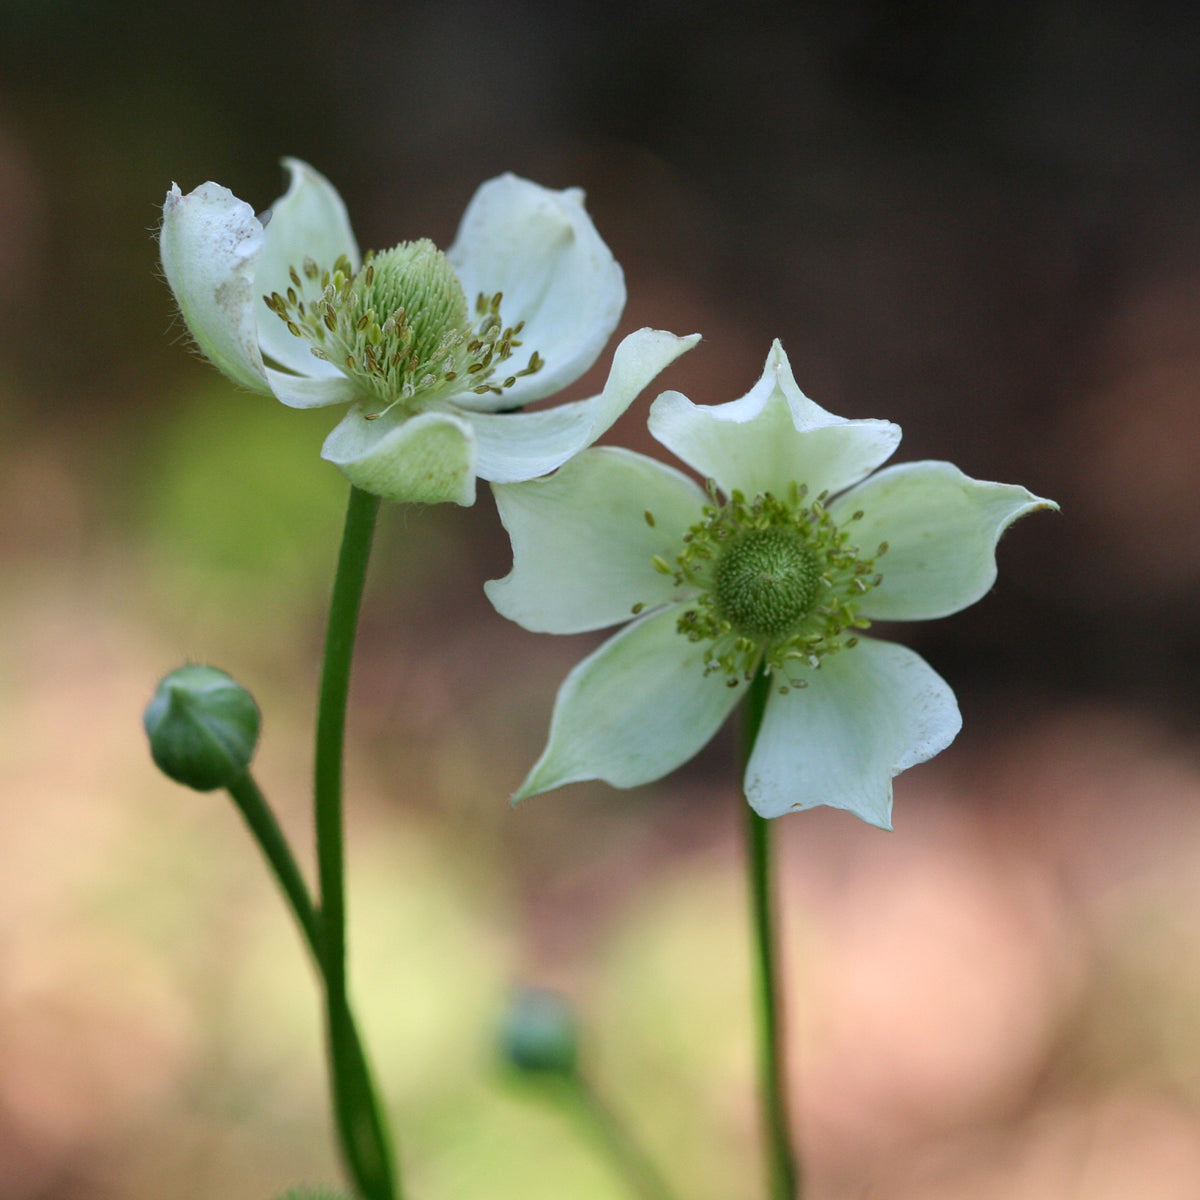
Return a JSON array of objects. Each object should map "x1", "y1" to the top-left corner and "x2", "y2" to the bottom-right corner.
[{"x1": 135, "y1": 379, "x2": 346, "y2": 641}]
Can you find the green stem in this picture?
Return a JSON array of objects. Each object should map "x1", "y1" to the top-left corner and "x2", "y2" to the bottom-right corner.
[
  {"x1": 226, "y1": 770, "x2": 321, "y2": 960},
  {"x1": 224, "y1": 766, "x2": 396, "y2": 1199},
  {"x1": 563, "y1": 1072, "x2": 681, "y2": 1200},
  {"x1": 314, "y1": 484, "x2": 398, "y2": 1200},
  {"x1": 742, "y1": 670, "x2": 800, "y2": 1200},
  {"x1": 316, "y1": 486, "x2": 379, "y2": 997}
]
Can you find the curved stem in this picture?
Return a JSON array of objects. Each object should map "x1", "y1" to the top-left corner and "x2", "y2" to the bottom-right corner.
[
  {"x1": 316, "y1": 485, "x2": 380, "y2": 997},
  {"x1": 564, "y1": 1072, "x2": 681, "y2": 1200},
  {"x1": 227, "y1": 768, "x2": 394, "y2": 1198},
  {"x1": 742, "y1": 670, "x2": 800, "y2": 1200},
  {"x1": 314, "y1": 484, "x2": 398, "y2": 1200},
  {"x1": 226, "y1": 770, "x2": 321, "y2": 960}
]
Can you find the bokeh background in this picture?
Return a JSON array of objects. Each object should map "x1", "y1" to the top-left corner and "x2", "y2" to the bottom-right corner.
[{"x1": 2, "y1": 1, "x2": 1200, "y2": 1197}]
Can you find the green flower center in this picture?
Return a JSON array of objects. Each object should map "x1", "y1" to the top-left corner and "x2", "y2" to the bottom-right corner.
[
  {"x1": 712, "y1": 529, "x2": 821, "y2": 638},
  {"x1": 646, "y1": 482, "x2": 887, "y2": 690},
  {"x1": 264, "y1": 241, "x2": 543, "y2": 415}
]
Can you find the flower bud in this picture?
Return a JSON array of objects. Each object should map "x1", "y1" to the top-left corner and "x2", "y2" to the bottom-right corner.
[
  {"x1": 499, "y1": 987, "x2": 579, "y2": 1076},
  {"x1": 143, "y1": 665, "x2": 260, "y2": 791}
]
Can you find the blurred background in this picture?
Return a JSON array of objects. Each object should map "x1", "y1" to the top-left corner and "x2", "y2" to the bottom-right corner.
[{"x1": 2, "y1": 1, "x2": 1199, "y2": 1196}]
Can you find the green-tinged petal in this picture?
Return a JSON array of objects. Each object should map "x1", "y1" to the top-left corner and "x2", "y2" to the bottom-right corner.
[
  {"x1": 513, "y1": 605, "x2": 743, "y2": 801},
  {"x1": 487, "y1": 446, "x2": 706, "y2": 633},
  {"x1": 649, "y1": 338, "x2": 900, "y2": 499},
  {"x1": 321, "y1": 407, "x2": 476, "y2": 505},
  {"x1": 160, "y1": 182, "x2": 271, "y2": 394},
  {"x1": 829, "y1": 460, "x2": 1058, "y2": 621},
  {"x1": 264, "y1": 365, "x2": 362, "y2": 409},
  {"x1": 255, "y1": 159, "x2": 362, "y2": 378},
  {"x1": 447, "y1": 174, "x2": 625, "y2": 410},
  {"x1": 470, "y1": 329, "x2": 700, "y2": 483},
  {"x1": 745, "y1": 639, "x2": 961, "y2": 828}
]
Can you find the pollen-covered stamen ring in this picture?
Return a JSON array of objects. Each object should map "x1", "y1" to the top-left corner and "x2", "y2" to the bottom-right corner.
[
  {"x1": 263, "y1": 241, "x2": 543, "y2": 413},
  {"x1": 658, "y1": 482, "x2": 886, "y2": 687}
]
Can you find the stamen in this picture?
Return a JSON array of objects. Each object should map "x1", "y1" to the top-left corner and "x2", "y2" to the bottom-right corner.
[
  {"x1": 660, "y1": 484, "x2": 883, "y2": 686},
  {"x1": 263, "y1": 242, "x2": 544, "y2": 412}
]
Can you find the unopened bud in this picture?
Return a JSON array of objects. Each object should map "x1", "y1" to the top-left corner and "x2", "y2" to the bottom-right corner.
[
  {"x1": 143, "y1": 665, "x2": 260, "y2": 791},
  {"x1": 499, "y1": 987, "x2": 579, "y2": 1076}
]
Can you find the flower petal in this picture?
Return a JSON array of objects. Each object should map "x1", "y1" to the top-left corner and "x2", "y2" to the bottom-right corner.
[
  {"x1": 829, "y1": 460, "x2": 1058, "y2": 621},
  {"x1": 264, "y1": 365, "x2": 363, "y2": 409},
  {"x1": 254, "y1": 159, "x2": 362, "y2": 378},
  {"x1": 160, "y1": 182, "x2": 271, "y2": 394},
  {"x1": 487, "y1": 446, "x2": 706, "y2": 633},
  {"x1": 512, "y1": 605, "x2": 743, "y2": 801},
  {"x1": 321, "y1": 407, "x2": 477, "y2": 505},
  {"x1": 447, "y1": 174, "x2": 625, "y2": 409},
  {"x1": 649, "y1": 339, "x2": 900, "y2": 499},
  {"x1": 745, "y1": 639, "x2": 961, "y2": 828},
  {"x1": 470, "y1": 329, "x2": 700, "y2": 484}
]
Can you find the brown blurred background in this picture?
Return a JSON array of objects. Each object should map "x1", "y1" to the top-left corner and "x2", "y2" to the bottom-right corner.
[{"x1": 1, "y1": 1, "x2": 1199, "y2": 1197}]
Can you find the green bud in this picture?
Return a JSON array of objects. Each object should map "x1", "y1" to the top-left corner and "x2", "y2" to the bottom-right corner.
[
  {"x1": 143, "y1": 665, "x2": 260, "y2": 791},
  {"x1": 499, "y1": 987, "x2": 579, "y2": 1076}
]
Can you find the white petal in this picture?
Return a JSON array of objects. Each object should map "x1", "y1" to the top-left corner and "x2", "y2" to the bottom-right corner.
[
  {"x1": 830, "y1": 461, "x2": 1058, "y2": 621},
  {"x1": 160, "y1": 182, "x2": 271, "y2": 394},
  {"x1": 447, "y1": 174, "x2": 625, "y2": 408},
  {"x1": 512, "y1": 605, "x2": 743, "y2": 801},
  {"x1": 487, "y1": 446, "x2": 706, "y2": 633},
  {"x1": 254, "y1": 159, "x2": 362, "y2": 378},
  {"x1": 745, "y1": 639, "x2": 961, "y2": 828},
  {"x1": 321, "y1": 407, "x2": 477, "y2": 506},
  {"x1": 264, "y1": 365, "x2": 362, "y2": 409},
  {"x1": 470, "y1": 329, "x2": 700, "y2": 483},
  {"x1": 649, "y1": 339, "x2": 900, "y2": 499}
]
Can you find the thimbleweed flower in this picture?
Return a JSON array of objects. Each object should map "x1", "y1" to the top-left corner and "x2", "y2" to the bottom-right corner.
[
  {"x1": 160, "y1": 159, "x2": 697, "y2": 504},
  {"x1": 144, "y1": 664, "x2": 261, "y2": 792},
  {"x1": 487, "y1": 341, "x2": 1056, "y2": 828}
]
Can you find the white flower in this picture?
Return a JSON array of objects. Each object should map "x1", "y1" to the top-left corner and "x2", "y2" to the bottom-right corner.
[
  {"x1": 487, "y1": 341, "x2": 1056, "y2": 828},
  {"x1": 160, "y1": 159, "x2": 698, "y2": 505}
]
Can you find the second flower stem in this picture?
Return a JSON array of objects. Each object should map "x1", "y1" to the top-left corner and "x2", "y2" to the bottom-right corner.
[
  {"x1": 742, "y1": 670, "x2": 800, "y2": 1200},
  {"x1": 226, "y1": 770, "x2": 321, "y2": 959},
  {"x1": 315, "y1": 484, "x2": 398, "y2": 1200},
  {"x1": 563, "y1": 1072, "x2": 680, "y2": 1200},
  {"x1": 226, "y1": 769, "x2": 392, "y2": 1198}
]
